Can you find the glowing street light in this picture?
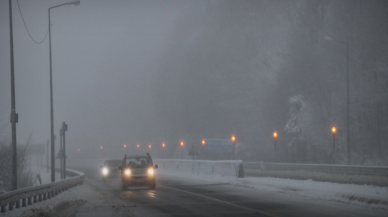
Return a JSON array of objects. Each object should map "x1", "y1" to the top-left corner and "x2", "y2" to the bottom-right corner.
[
  {"x1": 273, "y1": 132, "x2": 277, "y2": 152},
  {"x1": 162, "y1": 143, "x2": 165, "y2": 148},
  {"x1": 77, "y1": 149, "x2": 80, "y2": 152},
  {"x1": 202, "y1": 140, "x2": 205, "y2": 145},
  {"x1": 124, "y1": 144, "x2": 127, "y2": 148},
  {"x1": 100, "y1": 146, "x2": 103, "y2": 150},
  {"x1": 149, "y1": 144, "x2": 152, "y2": 149},
  {"x1": 180, "y1": 141, "x2": 184, "y2": 159},
  {"x1": 332, "y1": 127, "x2": 336, "y2": 163},
  {"x1": 231, "y1": 135, "x2": 236, "y2": 157}
]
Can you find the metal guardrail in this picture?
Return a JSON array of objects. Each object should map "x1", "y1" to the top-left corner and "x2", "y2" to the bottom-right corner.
[
  {"x1": 0, "y1": 168, "x2": 84, "y2": 213},
  {"x1": 243, "y1": 162, "x2": 388, "y2": 186}
]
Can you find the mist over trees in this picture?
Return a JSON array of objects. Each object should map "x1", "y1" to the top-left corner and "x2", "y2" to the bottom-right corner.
[{"x1": 155, "y1": 0, "x2": 388, "y2": 165}]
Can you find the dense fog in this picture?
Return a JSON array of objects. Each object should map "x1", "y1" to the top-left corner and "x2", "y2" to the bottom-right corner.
[{"x1": 0, "y1": 0, "x2": 387, "y2": 172}]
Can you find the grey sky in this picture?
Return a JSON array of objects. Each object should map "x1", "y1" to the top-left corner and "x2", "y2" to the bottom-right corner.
[{"x1": 0, "y1": 0, "x2": 204, "y2": 154}]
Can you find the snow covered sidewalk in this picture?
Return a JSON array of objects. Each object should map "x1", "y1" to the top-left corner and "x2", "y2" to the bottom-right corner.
[{"x1": 159, "y1": 170, "x2": 388, "y2": 209}]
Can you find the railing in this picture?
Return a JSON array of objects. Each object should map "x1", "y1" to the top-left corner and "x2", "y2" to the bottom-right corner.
[{"x1": 0, "y1": 168, "x2": 84, "y2": 213}]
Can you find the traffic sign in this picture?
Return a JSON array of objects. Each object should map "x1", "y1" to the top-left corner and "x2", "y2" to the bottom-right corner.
[
  {"x1": 204, "y1": 139, "x2": 233, "y2": 153},
  {"x1": 56, "y1": 149, "x2": 67, "y2": 159}
]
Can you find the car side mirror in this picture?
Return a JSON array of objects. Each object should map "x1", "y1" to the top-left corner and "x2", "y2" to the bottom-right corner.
[
  {"x1": 154, "y1": 165, "x2": 158, "y2": 169},
  {"x1": 118, "y1": 166, "x2": 122, "y2": 170}
]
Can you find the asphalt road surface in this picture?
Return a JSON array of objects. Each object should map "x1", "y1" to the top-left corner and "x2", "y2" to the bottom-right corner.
[{"x1": 70, "y1": 166, "x2": 385, "y2": 217}]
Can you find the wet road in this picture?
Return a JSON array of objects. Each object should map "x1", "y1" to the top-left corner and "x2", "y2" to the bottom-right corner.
[{"x1": 70, "y1": 166, "x2": 385, "y2": 217}]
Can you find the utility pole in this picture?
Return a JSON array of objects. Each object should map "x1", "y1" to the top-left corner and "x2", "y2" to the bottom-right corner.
[
  {"x1": 9, "y1": 0, "x2": 18, "y2": 191},
  {"x1": 62, "y1": 122, "x2": 68, "y2": 179},
  {"x1": 59, "y1": 129, "x2": 63, "y2": 179},
  {"x1": 46, "y1": 140, "x2": 49, "y2": 173}
]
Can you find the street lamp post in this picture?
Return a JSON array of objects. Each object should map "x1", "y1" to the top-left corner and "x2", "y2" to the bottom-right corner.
[
  {"x1": 332, "y1": 127, "x2": 336, "y2": 163},
  {"x1": 180, "y1": 141, "x2": 184, "y2": 159},
  {"x1": 231, "y1": 135, "x2": 236, "y2": 159},
  {"x1": 59, "y1": 129, "x2": 63, "y2": 179},
  {"x1": 202, "y1": 140, "x2": 205, "y2": 158},
  {"x1": 325, "y1": 36, "x2": 350, "y2": 165},
  {"x1": 273, "y1": 132, "x2": 277, "y2": 152},
  {"x1": 48, "y1": 0, "x2": 80, "y2": 182},
  {"x1": 9, "y1": 0, "x2": 18, "y2": 191},
  {"x1": 61, "y1": 122, "x2": 68, "y2": 178}
]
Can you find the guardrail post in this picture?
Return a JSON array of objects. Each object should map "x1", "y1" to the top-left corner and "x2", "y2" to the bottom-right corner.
[
  {"x1": 47, "y1": 192, "x2": 51, "y2": 199},
  {"x1": 43, "y1": 193, "x2": 47, "y2": 200},
  {"x1": 15, "y1": 200, "x2": 20, "y2": 208},
  {"x1": 22, "y1": 198, "x2": 26, "y2": 207},
  {"x1": 38, "y1": 194, "x2": 42, "y2": 202},
  {"x1": 1, "y1": 205, "x2": 6, "y2": 213},
  {"x1": 28, "y1": 196, "x2": 32, "y2": 205},
  {"x1": 8, "y1": 202, "x2": 13, "y2": 210}
]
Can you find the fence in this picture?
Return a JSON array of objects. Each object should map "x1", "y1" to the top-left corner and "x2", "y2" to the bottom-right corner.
[{"x1": 0, "y1": 168, "x2": 84, "y2": 213}]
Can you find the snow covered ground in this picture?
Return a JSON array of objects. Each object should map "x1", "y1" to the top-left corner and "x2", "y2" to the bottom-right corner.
[
  {"x1": 159, "y1": 170, "x2": 388, "y2": 210},
  {"x1": 2, "y1": 165, "x2": 387, "y2": 216},
  {"x1": 0, "y1": 181, "x2": 106, "y2": 217}
]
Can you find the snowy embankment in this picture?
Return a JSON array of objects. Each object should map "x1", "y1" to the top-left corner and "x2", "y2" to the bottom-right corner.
[
  {"x1": 0, "y1": 166, "x2": 99, "y2": 217},
  {"x1": 155, "y1": 159, "x2": 388, "y2": 208}
]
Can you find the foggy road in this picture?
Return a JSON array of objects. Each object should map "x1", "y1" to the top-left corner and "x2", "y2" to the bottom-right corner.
[{"x1": 69, "y1": 166, "x2": 385, "y2": 217}]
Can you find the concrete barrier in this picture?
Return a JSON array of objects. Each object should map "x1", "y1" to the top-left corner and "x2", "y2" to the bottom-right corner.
[{"x1": 154, "y1": 159, "x2": 242, "y2": 177}]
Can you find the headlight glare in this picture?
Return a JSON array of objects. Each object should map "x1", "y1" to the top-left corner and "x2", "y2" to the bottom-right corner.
[
  {"x1": 125, "y1": 169, "x2": 131, "y2": 175},
  {"x1": 148, "y1": 169, "x2": 154, "y2": 175},
  {"x1": 102, "y1": 168, "x2": 108, "y2": 175}
]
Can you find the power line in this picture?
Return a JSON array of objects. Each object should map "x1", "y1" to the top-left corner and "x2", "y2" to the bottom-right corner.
[{"x1": 16, "y1": 0, "x2": 48, "y2": 44}]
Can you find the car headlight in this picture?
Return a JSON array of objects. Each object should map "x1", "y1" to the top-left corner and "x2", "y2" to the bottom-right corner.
[
  {"x1": 102, "y1": 168, "x2": 108, "y2": 175},
  {"x1": 125, "y1": 169, "x2": 131, "y2": 175},
  {"x1": 148, "y1": 169, "x2": 154, "y2": 175}
]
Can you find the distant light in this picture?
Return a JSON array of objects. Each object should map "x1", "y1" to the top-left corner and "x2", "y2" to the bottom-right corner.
[
  {"x1": 149, "y1": 145, "x2": 151, "y2": 149},
  {"x1": 332, "y1": 127, "x2": 336, "y2": 133},
  {"x1": 137, "y1": 144, "x2": 139, "y2": 148},
  {"x1": 231, "y1": 136, "x2": 236, "y2": 142},
  {"x1": 78, "y1": 149, "x2": 80, "y2": 152},
  {"x1": 180, "y1": 141, "x2": 184, "y2": 147},
  {"x1": 273, "y1": 132, "x2": 277, "y2": 138},
  {"x1": 101, "y1": 146, "x2": 103, "y2": 150},
  {"x1": 202, "y1": 140, "x2": 205, "y2": 145},
  {"x1": 162, "y1": 143, "x2": 165, "y2": 148},
  {"x1": 124, "y1": 144, "x2": 127, "y2": 148}
]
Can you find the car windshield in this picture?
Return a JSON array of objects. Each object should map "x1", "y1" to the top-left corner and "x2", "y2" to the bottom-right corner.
[
  {"x1": 105, "y1": 160, "x2": 122, "y2": 167},
  {"x1": 125, "y1": 157, "x2": 152, "y2": 168}
]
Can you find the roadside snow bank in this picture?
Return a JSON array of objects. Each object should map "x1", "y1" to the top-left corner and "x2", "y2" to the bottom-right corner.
[{"x1": 158, "y1": 169, "x2": 388, "y2": 209}]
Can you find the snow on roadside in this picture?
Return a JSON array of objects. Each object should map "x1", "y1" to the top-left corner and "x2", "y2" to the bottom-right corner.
[
  {"x1": 0, "y1": 181, "x2": 106, "y2": 217},
  {"x1": 159, "y1": 170, "x2": 388, "y2": 209},
  {"x1": 30, "y1": 166, "x2": 61, "y2": 185}
]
